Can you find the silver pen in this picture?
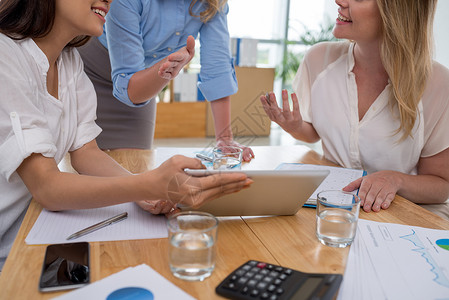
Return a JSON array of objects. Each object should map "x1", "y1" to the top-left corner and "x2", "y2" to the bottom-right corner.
[{"x1": 66, "y1": 212, "x2": 128, "y2": 240}]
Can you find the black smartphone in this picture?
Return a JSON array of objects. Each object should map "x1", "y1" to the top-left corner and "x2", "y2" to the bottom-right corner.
[{"x1": 38, "y1": 242, "x2": 90, "y2": 292}]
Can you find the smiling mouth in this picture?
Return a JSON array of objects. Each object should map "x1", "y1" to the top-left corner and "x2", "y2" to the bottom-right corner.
[
  {"x1": 92, "y1": 8, "x2": 106, "y2": 18},
  {"x1": 337, "y1": 13, "x2": 352, "y2": 22}
]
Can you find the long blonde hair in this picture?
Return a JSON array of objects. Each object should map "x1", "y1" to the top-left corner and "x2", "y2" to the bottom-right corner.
[
  {"x1": 189, "y1": 0, "x2": 227, "y2": 23},
  {"x1": 377, "y1": 0, "x2": 437, "y2": 140}
]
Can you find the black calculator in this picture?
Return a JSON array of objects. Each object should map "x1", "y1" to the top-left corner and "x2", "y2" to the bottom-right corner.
[{"x1": 216, "y1": 260, "x2": 343, "y2": 300}]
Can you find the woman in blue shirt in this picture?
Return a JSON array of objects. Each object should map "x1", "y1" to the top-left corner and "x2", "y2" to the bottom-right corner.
[{"x1": 79, "y1": 0, "x2": 254, "y2": 161}]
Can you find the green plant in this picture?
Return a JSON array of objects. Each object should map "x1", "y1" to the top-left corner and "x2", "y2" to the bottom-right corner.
[{"x1": 277, "y1": 20, "x2": 337, "y2": 89}]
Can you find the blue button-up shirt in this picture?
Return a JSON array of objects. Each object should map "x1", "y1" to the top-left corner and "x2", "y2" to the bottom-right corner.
[{"x1": 98, "y1": 0, "x2": 238, "y2": 106}]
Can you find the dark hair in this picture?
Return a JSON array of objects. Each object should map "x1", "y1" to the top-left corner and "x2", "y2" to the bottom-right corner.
[{"x1": 0, "y1": 0, "x2": 90, "y2": 47}]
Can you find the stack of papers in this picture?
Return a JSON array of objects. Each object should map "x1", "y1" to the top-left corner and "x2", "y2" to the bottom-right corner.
[
  {"x1": 54, "y1": 264, "x2": 195, "y2": 299},
  {"x1": 337, "y1": 219, "x2": 449, "y2": 299},
  {"x1": 276, "y1": 163, "x2": 366, "y2": 206}
]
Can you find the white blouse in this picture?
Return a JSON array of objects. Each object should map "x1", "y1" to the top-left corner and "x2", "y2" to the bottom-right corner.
[
  {"x1": 0, "y1": 34, "x2": 101, "y2": 269},
  {"x1": 292, "y1": 41, "x2": 449, "y2": 175}
]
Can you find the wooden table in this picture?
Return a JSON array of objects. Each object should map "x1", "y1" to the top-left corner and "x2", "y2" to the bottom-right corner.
[{"x1": 1, "y1": 145, "x2": 449, "y2": 299}]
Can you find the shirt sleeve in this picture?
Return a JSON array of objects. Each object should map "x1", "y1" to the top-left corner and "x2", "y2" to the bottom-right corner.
[
  {"x1": 421, "y1": 62, "x2": 449, "y2": 157},
  {"x1": 69, "y1": 49, "x2": 102, "y2": 152},
  {"x1": 197, "y1": 4, "x2": 238, "y2": 101},
  {"x1": 104, "y1": 0, "x2": 148, "y2": 107},
  {"x1": 0, "y1": 40, "x2": 56, "y2": 181}
]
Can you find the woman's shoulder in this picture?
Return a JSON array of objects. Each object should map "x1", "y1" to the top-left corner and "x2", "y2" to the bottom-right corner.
[
  {"x1": 301, "y1": 40, "x2": 351, "y2": 76},
  {"x1": 305, "y1": 41, "x2": 350, "y2": 60},
  {"x1": 425, "y1": 61, "x2": 449, "y2": 97}
]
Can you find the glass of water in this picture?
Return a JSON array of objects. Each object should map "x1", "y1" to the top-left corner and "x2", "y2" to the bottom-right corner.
[
  {"x1": 316, "y1": 190, "x2": 361, "y2": 248},
  {"x1": 167, "y1": 211, "x2": 218, "y2": 281},
  {"x1": 212, "y1": 146, "x2": 243, "y2": 170}
]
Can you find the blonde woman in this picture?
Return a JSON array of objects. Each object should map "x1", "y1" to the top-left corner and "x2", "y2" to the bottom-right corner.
[
  {"x1": 79, "y1": 0, "x2": 254, "y2": 161},
  {"x1": 261, "y1": 0, "x2": 449, "y2": 213}
]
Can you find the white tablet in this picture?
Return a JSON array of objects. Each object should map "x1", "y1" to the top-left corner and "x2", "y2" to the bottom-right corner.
[{"x1": 182, "y1": 169, "x2": 330, "y2": 216}]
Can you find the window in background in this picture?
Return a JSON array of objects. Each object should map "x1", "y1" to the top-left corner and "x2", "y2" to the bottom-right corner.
[{"x1": 227, "y1": 0, "x2": 336, "y2": 93}]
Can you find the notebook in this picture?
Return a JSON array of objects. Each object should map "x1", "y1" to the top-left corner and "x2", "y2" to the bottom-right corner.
[{"x1": 182, "y1": 169, "x2": 329, "y2": 216}]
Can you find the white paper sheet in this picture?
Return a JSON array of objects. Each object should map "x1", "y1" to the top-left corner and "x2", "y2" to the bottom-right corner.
[
  {"x1": 337, "y1": 219, "x2": 449, "y2": 300},
  {"x1": 53, "y1": 264, "x2": 196, "y2": 300},
  {"x1": 276, "y1": 163, "x2": 365, "y2": 206},
  {"x1": 25, "y1": 202, "x2": 168, "y2": 244}
]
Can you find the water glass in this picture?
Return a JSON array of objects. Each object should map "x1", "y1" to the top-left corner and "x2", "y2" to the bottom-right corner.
[
  {"x1": 167, "y1": 211, "x2": 218, "y2": 281},
  {"x1": 212, "y1": 146, "x2": 243, "y2": 170},
  {"x1": 316, "y1": 190, "x2": 361, "y2": 248}
]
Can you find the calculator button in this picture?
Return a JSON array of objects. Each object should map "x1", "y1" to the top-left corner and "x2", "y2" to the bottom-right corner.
[
  {"x1": 235, "y1": 269, "x2": 246, "y2": 276},
  {"x1": 257, "y1": 282, "x2": 268, "y2": 290},
  {"x1": 223, "y1": 282, "x2": 238, "y2": 291},
  {"x1": 267, "y1": 264, "x2": 274, "y2": 270},
  {"x1": 260, "y1": 292, "x2": 271, "y2": 299},
  {"x1": 246, "y1": 271, "x2": 255, "y2": 278},
  {"x1": 257, "y1": 262, "x2": 267, "y2": 269},
  {"x1": 263, "y1": 276, "x2": 273, "y2": 283},
  {"x1": 267, "y1": 284, "x2": 276, "y2": 292},
  {"x1": 251, "y1": 267, "x2": 260, "y2": 273},
  {"x1": 275, "y1": 287, "x2": 284, "y2": 295},
  {"x1": 275, "y1": 266, "x2": 283, "y2": 272},
  {"x1": 284, "y1": 269, "x2": 293, "y2": 275},
  {"x1": 250, "y1": 289, "x2": 259, "y2": 297},
  {"x1": 237, "y1": 277, "x2": 248, "y2": 285},
  {"x1": 274, "y1": 278, "x2": 282, "y2": 285},
  {"x1": 279, "y1": 274, "x2": 288, "y2": 280},
  {"x1": 242, "y1": 265, "x2": 252, "y2": 271},
  {"x1": 230, "y1": 274, "x2": 238, "y2": 281},
  {"x1": 260, "y1": 269, "x2": 269, "y2": 275},
  {"x1": 269, "y1": 295, "x2": 278, "y2": 300},
  {"x1": 269, "y1": 271, "x2": 279, "y2": 277},
  {"x1": 247, "y1": 279, "x2": 257, "y2": 287},
  {"x1": 254, "y1": 274, "x2": 263, "y2": 281},
  {"x1": 241, "y1": 286, "x2": 249, "y2": 294},
  {"x1": 248, "y1": 261, "x2": 258, "y2": 266}
]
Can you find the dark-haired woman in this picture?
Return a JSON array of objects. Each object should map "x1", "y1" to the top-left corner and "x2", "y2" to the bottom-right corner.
[{"x1": 0, "y1": 0, "x2": 251, "y2": 271}]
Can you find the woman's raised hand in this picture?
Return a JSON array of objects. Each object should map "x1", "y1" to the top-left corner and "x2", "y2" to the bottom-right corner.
[
  {"x1": 158, "y1": 35, "x2": 195, "y2": 80},
  {"x1": 260, "y1": 90, "x2": 303, "y2": 135}
]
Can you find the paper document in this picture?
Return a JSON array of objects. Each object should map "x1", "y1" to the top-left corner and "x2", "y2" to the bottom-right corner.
[
  {"x1": 54, "y1": 264, "x2": 196, "y2": 300},
  {"x1": 26, "y1": 202, "x2": 168, "y2": 245},
  {"x1": 338, "y1": 219, "x2": 449, "y2": 300},
  {"x1": 276, "y1": 163, "x2": 366, "y2": 206}
]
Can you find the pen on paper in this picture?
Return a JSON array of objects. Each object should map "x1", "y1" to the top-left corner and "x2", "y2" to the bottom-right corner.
[
  {"x1": 66, "y1": 212, "x2": 128, "y2": 240},
  {"x1": 196, "y1": 153, "x2": 213, "y2": 162}
]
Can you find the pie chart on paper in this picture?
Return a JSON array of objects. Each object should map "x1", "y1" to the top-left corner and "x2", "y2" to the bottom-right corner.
[{"x1": 436, "y1": 239, "x2": 449, "y2": 251}]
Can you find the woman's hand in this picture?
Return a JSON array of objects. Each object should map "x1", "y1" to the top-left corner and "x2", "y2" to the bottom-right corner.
[
  {"x1": 215, "y1": 138, "x2": 255, "y2": 162},
  {"x1": 343, "y1": 171, "x2": 403, "y2": 212},
  {"x1": 148, "y1": 155, "x2": 253, "y2": 208},
  {"x1": 158, "y1": 35, "x2": 195, "y2": 80},
  {"x1": 260, "y1": 90, "x2": 303, "y2": 135},
  {"x1": 136, "y1": 199, "x2": 179, "y2": 216}
]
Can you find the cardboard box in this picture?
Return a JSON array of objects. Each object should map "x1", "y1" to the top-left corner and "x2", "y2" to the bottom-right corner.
[
  {"x1": 206, "y1": 67, "x2": 274, "y2": 139},
  {"x1": 154, "y1": 102, "x2": 206, "y2": 138}
]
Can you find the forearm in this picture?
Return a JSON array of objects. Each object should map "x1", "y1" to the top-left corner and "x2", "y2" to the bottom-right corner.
[
  {"x1": 36, "y1": 172, "x2": 151, "y2": 211},
  {"x1": 397, "y1": 173, "x2": 449, "y2": 204},
  {"x1": 70, "y1": 141, "x2": 130, "y2": 176},
  {"x1": 289, "y1": 121, "x2": 320, "y2": 143},
  {"x1": 127, "y1": 60, "x2": 169, "y2": 104},
  {"x1": 210, "y1": 96, "x2": 233, "y2": 140}
]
